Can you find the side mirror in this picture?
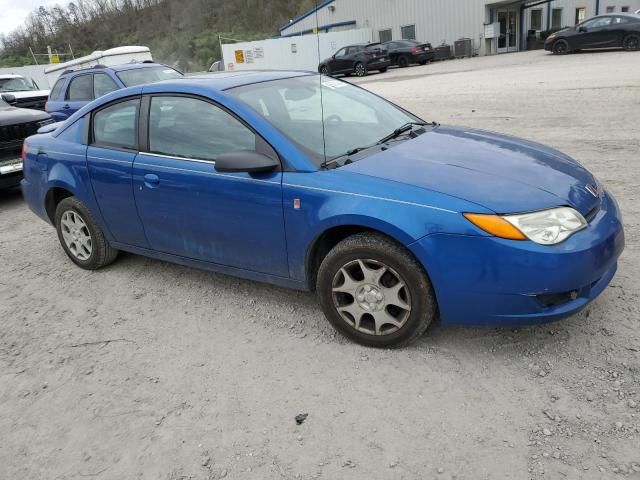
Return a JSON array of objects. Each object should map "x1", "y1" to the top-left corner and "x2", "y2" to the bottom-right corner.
[
  {"x1": 2, "y1": 93, "x2": 17, "y2": 105},
  {"x1": 215, "y1": 150, "x2": 279, "y2": 173},
  {"x1": 578, "y1": 26, "x2": 587, "y2": 32}
]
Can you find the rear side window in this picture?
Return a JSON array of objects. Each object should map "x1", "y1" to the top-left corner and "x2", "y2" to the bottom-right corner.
[
  {"x1": 93, "y1": 73, "x2": 119, "y2": 98},
  {"x1": 115, "y1": 66, "x2": 182, "y2": 87},
  {"x1": 148, "y1": 96, "x2": 255, "y2": 161},
  {"x1": 67, "y1": 75, "x2": 93, "y2": 101},
  {"x1": 92, "y1": 98, "x2": 139, "y2": 150},
  {"x1": 49, "y1": 78, "x2": 65, "y2": 100}
]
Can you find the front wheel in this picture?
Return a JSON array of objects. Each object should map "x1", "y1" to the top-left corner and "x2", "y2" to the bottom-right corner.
[
  {"x1": 55, "y1": 197, "x2": 118, "y2": 270},
  {"x1": 320, "y1": 65, "x2": 330, "y2": 75},
  {"x1": 378, "y1": 67, "x2": 388, "y2": 73},
  {"x1": 317, "y1": 233, "x2": 436, "y2": 348},
  {"x1": 622, "y1": 34, "x2": 640, "y2": 51},
  {"x1": 354, "y1": 62, "x2": 367, "y2": 77},
  {"x1": 552, "y1": 39, "x2": 570, "y2": 55}
]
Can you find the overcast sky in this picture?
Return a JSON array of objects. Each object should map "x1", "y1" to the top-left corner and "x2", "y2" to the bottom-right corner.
[{"x1": 0, "y1": 0, "x2": 59, "y2": 37}]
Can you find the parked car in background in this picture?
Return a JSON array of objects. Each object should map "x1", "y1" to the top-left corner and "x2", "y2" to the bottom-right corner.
[
  {"x1": 21, "y1": 72, "x2": 623, "y2": 348},
  {"x1": 545, "y1": 13, "x2": 640, "y2": 54},
  {"x1": 0, "y1": 74, "x2": 50, "y2": 110},
  {"x1": 45, "y1": 63, "x2": 183, "y2": 121},
  {"x1": 318, "y1": 43, "x2": 390, "y2": 77},
  {"x1": 0, "y1": 93, "x2": 53, "y2": 189},
  {"x1": 381, "y1": 40, "x2": 435, "y2": 67}
]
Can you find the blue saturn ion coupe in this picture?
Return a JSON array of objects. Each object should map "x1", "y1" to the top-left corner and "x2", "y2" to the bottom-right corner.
[{"x1": 21, "y1": 71, "x2": 624, "y2": 348}]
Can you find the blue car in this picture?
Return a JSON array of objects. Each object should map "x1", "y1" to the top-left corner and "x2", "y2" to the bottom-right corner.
[
  {"x1": 21, "y1": 71, "x2": 624, "y2": 348},
  {"x1": 45, "y1": 63, "x2": 183, "y2": 121}
]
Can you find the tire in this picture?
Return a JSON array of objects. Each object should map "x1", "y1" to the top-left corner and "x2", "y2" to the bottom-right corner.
[
  {"x1": 418, "y1": 60, "x2": 428, "y2": 65},
  {"x1": 354, "y1": 62, "x2": 367, "y2": 77},
  {"x1": 622, "y1": 34, "x2": 640, "y2": 51},
  {"x1": 552, "y1": 39, "x2": 570, "y2": 55},
  {"x1": 55, "y1": 196, "x2": 118, "y2": 270},
  {"x1": 398, "y1": 55, "x2": 410, "y2": 67},
  {"x1": 320, "y1": 65, "x2": 330, "y2": 75},
  {"x1": 316, "y1": 233, "x2": 436, "y2": 348},
  {"x1": 378, "y1": 67, "x2": 388, "y2": 73}
]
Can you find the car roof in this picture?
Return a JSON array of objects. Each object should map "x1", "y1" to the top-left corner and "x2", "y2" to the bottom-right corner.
[
  {"x1": 0, "y1": 74, "x2": 25, "y2": 79},
  {"x1": 59, "y1": 62, "x2": 169, "y2": 78},
  {"x1": 178, "y1": 70, "x2": 313, "y2": 91}
]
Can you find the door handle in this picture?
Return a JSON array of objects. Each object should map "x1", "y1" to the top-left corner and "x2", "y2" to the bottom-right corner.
[{"x1": 143, "y1": 173, "x2": 160, "y2": 187}]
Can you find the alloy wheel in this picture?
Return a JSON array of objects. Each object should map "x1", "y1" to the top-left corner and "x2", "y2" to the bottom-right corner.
[
  {"x1": 624, "y1": 35, "x2": 639, "y2": 51},
  {"x1": 60, "y1": 210, "x2": 93, "y2": 260},
  {"x1": 331, "y1": 259, "x2": 412, "y2": 336},
  {"x1": 321, "y1": 66, "x2": 329, "y2": 75},
  {"x1": 553, "y1": 40, "x2": 568, "y2": 55},
  {"x1": 355, "y1": 63, "x2": 366, "y2": 76}
]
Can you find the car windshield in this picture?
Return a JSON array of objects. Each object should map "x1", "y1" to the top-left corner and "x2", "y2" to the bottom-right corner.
[
  {"x1": 227, "y1": 75, "x2": 421, "y2": 166},
  {"x1": 115, "y1": 66, "x2": 183, "y2": 87},
  {"x1": 0, "y1": 76, "x2": 37, "y2": 92}
]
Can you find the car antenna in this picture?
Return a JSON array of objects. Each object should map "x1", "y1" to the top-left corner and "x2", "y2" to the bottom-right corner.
[{"x1": 314, "y1": 0, "x2": 328, "y2": 169}]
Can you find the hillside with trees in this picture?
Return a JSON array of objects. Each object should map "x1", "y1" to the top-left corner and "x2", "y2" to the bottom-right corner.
[{"x1": 0, "y1": 0, "x2": 313, "y2": 70}]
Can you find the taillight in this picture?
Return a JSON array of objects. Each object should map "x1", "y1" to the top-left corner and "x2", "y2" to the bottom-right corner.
[
  {"x1": 44, "y1": 101, "x2": 49, "y2": 112},
  {"x1": 411, "y1": 47, "x2": 422, "y2": 54},
  {"x1": 21, "y1": 143, "x2": 27, "y2": 161}
]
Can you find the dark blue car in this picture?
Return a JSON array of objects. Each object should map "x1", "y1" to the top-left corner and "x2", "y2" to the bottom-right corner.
[
  {"x1": 21, "y1": 71, "x2": 624, "y2": 347},
  {"x1": 45, "y1": 63, "x2": 183, "y2": 121}
]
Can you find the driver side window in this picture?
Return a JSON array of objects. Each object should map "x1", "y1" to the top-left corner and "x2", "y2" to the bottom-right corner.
[
  {"x1": 582, "y1": 17, "x2": 612, "y2": 29},
  {"x1": 335, "y1": 48, "x2": 348, "y2": 58},
  {"x1": 148, "y1": 96, "x2": 256, "y2": 162}
]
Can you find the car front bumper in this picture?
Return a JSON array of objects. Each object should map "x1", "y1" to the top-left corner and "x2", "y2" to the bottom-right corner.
[
  {"x1": 409, "y1": 190, "x2": 625, "y2": 327},
  {"x1": 0, "y1": 159, "x2": 23, "y2": 189}
]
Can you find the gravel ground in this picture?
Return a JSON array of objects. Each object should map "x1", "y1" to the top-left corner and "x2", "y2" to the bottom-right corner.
[{"x1": 1, "y1": 50, "x2": 639, "y2": 480}]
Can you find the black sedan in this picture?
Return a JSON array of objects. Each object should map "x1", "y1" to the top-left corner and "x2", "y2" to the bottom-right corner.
[
  {"x1": 545, "y1": 13, "x2": 640, "y2": 54},
  {"x1": 318, "y1": 44, "x2": 390, "y2": 77},
  {"x1": 380, "y1": 40, "x2": 435, "y2": 67}
]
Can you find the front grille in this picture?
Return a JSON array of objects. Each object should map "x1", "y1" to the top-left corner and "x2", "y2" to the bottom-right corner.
[
  {"x1": 15, "y1": 96, "x2": 47, "y2": 110},
  {"x1": 536, "y1": 290, "x2": 579, "y2": 308},
  {"x1": 0, "y1": 121, "x2": 41, "y2": 160}
]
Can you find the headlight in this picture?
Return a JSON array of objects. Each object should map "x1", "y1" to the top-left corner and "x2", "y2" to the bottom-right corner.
[
  {"x1": 464, "y1": 207, "x2": 587, "y2": 245},
  {"x1": 547, "y1": 34, "x2": 556, "y2": 41}
]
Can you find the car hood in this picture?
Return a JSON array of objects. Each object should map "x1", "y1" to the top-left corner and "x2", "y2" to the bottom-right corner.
[
  {"x1": 343, "y1": 125, "x2": 600, "y2": 215},
  {"x1": 8, "y1": 89, "x2": 50, "y2": 98},
  {"x1": 0, "y1": 106, "x2": 51, "y2": 126}
]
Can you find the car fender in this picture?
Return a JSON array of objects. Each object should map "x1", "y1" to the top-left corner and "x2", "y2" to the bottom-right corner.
[{"x1": 45, "y1": 155, "x2": 113, "y2": 241}]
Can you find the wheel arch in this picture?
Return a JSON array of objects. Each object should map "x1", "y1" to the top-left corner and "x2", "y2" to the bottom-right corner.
[
  {"x1": 304, "y1": 222, "x2": 427, "y2": 292},
  {"x1": 44, "y1": 186, "x2": 75, "y2": 223}
]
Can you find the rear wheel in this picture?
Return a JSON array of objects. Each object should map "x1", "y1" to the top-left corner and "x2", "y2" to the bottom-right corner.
[
  {"x1": 552, "y1": 39, "x2": 569, "y2": 55},
  {"x1": 398, "y1": 55, "x2": 410, "y2": 67},
  {"x1": 354, "y1": 62, "x2": 367, "y2": 77},
  {"x1": 55, "y1": 197, "x2": 118, "y2": 270},
  {"x1": 622, "y1": 34, "x2": 640, "y2": 51},
  {"x1": 418, "y1": 60, "x2": 428, "y2": 65},
  {"x1": 316, "y1": 233, "x2": 436, "y2": 348},
  {"x1": 378, "y1": 67, "x2": 388, "y2": 73}
]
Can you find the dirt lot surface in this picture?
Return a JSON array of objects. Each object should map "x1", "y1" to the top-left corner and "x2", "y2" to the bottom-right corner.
[{"x1": 2, "y1": 50, "x2": 640, "y2": 480}]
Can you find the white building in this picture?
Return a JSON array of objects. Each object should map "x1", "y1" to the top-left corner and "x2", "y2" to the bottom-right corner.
[{"x1": 279, "y1": 0, "x2": 640, "y2": 55}]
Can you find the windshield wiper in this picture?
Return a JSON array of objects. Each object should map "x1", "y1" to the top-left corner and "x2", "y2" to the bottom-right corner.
[
  {"x1": 376, "y1": 121, "x2": 432, "y2": 145},
  {"x1": 321, "y1": 121, "x2": 437, "y2": 170}
]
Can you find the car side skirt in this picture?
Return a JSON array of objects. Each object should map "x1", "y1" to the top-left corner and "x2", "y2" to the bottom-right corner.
[{"x1": 111, "y1": 241, "x2": 309, "y2": 291}]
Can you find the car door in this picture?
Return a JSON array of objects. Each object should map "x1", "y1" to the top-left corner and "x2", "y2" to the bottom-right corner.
[
  {"x1": 575, "y1": 17, "x2": 615, "y2": 48},
  {"x1": 86, "y1": 96, "x2": 150, "y2": 247},
  {"x1": 330, "y1": 47, "x2": 350, "y2": 73},
  {"x1": 609, "y1": 16, "x2": 632, "y2": 46},
  {"x1": 347, "y1": 46, "x2": 365, "y2": 70},
  {"x1": 63, "y1": 74, "x2": 94, "y2": 118},
  {"x1": 132, "y1": 94, "x2": 289, "y2": 277}
]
